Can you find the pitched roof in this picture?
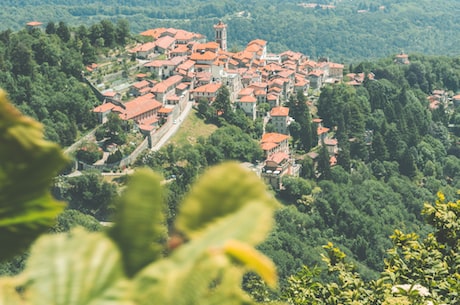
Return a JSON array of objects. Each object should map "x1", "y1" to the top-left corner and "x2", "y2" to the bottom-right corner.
[
  {"x1": 121, "y1": 94, "x2": 162, "y2": 120},
  {"x1": 192, "y1": 83, "x2": 222, "y2": 94},
  {"x1": 261, "y1": 132, "x2": 290, "y2": 144},
  {"x1": 155, "y1": 35, "x2": 176, "y2": 49},
  {"x1": 190, "y1": 51, "x2": 218, "y2": 62},
  {"x1": 267, "y1": 152, "x2": 289, "y2": 164},
  {"x1": 270, "y1": 106, "x2": 289, "y2": 117},
  {"x1": 93, "y1": 102, "x2": 116, "y2": 113},
  {"x1": 238, "y1": 87, "x2": 255, "y2": 96},
  {"x1": 317, "y1": 126, "x2": 330, "y2": 135},
  {"x1": 132, "y1": 80, "x2": 151, "y2": 89},
  {"x1": 140, "y1": 28, "x2": 167, "y2": 39},
  {"x1": 151, "y1": 75, "x2": 183, "y2": 93},
  {"x1": 239, "y1": 95, "x2": 257, "y2": 103}
]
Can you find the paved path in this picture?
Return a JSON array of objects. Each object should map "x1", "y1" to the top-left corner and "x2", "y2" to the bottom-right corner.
[{"x1": 151, "y1": 101, "x2": 194, "y2": 151}]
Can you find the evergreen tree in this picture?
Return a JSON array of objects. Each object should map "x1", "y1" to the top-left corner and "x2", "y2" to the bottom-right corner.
[
  {"x1": 56, "y1": 21, "x2": 70, "y2": 42},
  {"x1": 317, "y1": 141, "x2": 331, "y2": 180}
]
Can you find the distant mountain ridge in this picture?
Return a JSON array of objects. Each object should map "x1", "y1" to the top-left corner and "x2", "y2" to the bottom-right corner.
[{"x1": 1, "y1": 0, "x2": 459, "y2": 61}]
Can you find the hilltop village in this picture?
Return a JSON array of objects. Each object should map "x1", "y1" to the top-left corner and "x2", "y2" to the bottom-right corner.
[{"x1": 90, "y1": 21, "x2": 363, "y2": 188}]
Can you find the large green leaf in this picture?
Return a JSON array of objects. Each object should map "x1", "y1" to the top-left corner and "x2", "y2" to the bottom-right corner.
[
  {"x1": 108, "y1": 168, "x2": 167, "y2": 277},
  {"x1": 0, "y1": 89, "x2": 67, "y2": 260},
  {"x1": 134, "y1": 250, "x2": 225, "y2": 305},
  {"x1": 175, "y1": 162, "x2": 278, "y2": 240},
  {"x1": 133, "y1": 163, "x2": 281, "y2": 305},
  {"x1": 23, "y1": 228, "x2": 129, "y2": 305}
]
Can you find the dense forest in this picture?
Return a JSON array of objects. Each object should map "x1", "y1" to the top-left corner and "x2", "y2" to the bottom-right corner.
[
  {"x1": 0, "y1": 13, "x2": 460, "y2": 304},
  {"x1": 1, "y1": 0, "x2": 460, "y2": 61},
  {"x1": 0, "y1": 19, "x2": 130, "y2": 146}
]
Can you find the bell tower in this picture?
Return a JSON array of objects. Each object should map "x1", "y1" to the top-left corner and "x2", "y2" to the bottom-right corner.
[{"x1": 214, "y1": 20, "x2": 227, "y2": 51}]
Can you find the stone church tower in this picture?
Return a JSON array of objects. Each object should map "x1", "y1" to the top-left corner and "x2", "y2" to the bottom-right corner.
[{"x1": 214, "y1": 20, "x2": 227, "y2": 51}]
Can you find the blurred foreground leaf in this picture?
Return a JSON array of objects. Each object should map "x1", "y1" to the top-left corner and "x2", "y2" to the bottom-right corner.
[
  {"x1": 0, "y1": 89, "x2": 67, "y2": 260},
  {"x1": 109, "y1": 168, "x2": 167, "y2": 277},
  {"x1": 23, "y1": 228, "x2": 131, "y2": 305}
]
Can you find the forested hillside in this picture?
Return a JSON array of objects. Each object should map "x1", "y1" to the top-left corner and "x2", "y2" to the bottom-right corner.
[
  {"x1": 0, "y1": 19, "x2": 130, "y2": 146},
  {"x1": 1, "y1": 0, "x2": 459, "y2": 60}
]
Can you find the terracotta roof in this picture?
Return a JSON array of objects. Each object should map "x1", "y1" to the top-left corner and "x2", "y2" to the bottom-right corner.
[
  {"x1": 93, "y1": 102, "x2": 116, "y2": 113},
  {"x1": 140, "y1": 28, "x2": 167, "y2": 39},
  {"x1": 174, "y1": 29, "x2": 195, "y2": 41},
  {"x1": 195, "y1": 41, "x2": 220, "y2": 51},
  {"x1": 261, "y1": 132, "x2": 290, "y2": 144},
  {"x1": 238, "y1": 87, "x2": 255, "y2": 96},
  {"x1": 121, "y1": 94, "x2": 162, "y2": 120},
  {"x1": 270, "y1": 106, "x2": 289, "y2": 117},
  {"x1": 158, "y1": 107, "x2": 173, "y2": 113},
  {"x1": 267, "y1": 94, "x2": 279, "y2": 100},
  {"x1": 26, "y1": 21, "x2": 42, "y2": 27},
  {"x1": 261, "y1": 142, "x2": 278, "y2": 151},
  {"x1": 176, "y1": 83, "x2": 188, "y2": 91},
  {"x1": 190, "y1": 51, "x2": 218, "y2": 62},
  {"x1": 171, "y1": 44, "x2": 190, "y2": 54},
  {"x1": 177, "y1": 60, "x2": 195, "y2": 71},
  {"x1": 151, "y1": 75, "x2": 183, "y2": 93},
  {"x1": 267, "y1": 152, "x2": 289, "y2": 164},
  {"x1": 248, "y1": 39, "x2": 267, "y2": 47},
  {"x1": 239, "y1": 95, "x2": 257, "y2": 103},
  {"x1": 192, "y1": 83, "x2": 222, "y2": 94},
  {"x1": 156, "y1": 35, "x2": 176, "y2": 50},
  {"x1": 330, "y1": 155, "x2": 337, "y2": 166},
  {"x1": 132, "y1": 80, "x2": 151, "y2": 89},
  {"x1": 254, "y1": 89, "x2": 266, "y2": 96},
  {"x1": 137, "y1": 41, "x2": 156, "y2": 52},
  {"x1": 317, "y1": 126, "x2": 330, "y2": 135},
  {"x1": 312, "y1": 118, "x2": 323, "y2": 123}
]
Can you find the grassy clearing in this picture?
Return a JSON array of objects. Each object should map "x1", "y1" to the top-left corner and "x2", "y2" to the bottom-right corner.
[{"x1": 167, "y1": 108, "x2": 218, "y2": 146}]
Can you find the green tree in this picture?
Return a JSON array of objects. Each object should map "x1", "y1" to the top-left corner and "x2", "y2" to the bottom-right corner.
[
  {"x1": 317, "y1": 142, "x2": 331, "y2": 180},
  {"x1": 56, "y1": 21, "x2": 70, "y2": 42},
  {"x1": 213, "y1": 85, "x2": 232, "y2": 118}
]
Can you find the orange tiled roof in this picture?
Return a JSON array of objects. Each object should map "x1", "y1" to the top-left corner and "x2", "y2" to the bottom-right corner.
[
  {"x1": 158, "y1": 107, "x2": 173, "y2": 113},
  {"x1": 151, "y1": 75, "x2": 183, "y2": 93},
  {"x1": 140, "y1": 28, "x2": 167, "y2": 39},
  {"x1": 270, "y1": 106, "x2": 289, "y2": 117},
  {"x1": 190, "y1": 51, "x2": 218, "y2": 62},
  {"x1": 267, "y1": 152, "x2": 289, "y2": 164},
  {"x1": 267, "y1": 94, "x2": 278, "y2": 101},
  {"x1": 26, "y1": 21, "x2": 43, "y2": 27},
  {"x1": 132, "y1": 80, "x2": 151, "y2": 89},
  {"x1": 93, "y1": 102, "x2": 116, "y2": 113},
  {"x1": 238, "y1": 87, "x2": 255, "y2": 96},
  {"x1": 177, "y1": 60, "x2": 195, "y2": 71},
  {"x1": 239, "y1": 95, "x2": 257, "y2": 103},
  {"x1": 248, "y1": 39, "x2": 267, "y2": 47},
  {"x1": 261, "y1": 142, "x2": 278, "y2": 151},
  {"x1": 192, "y1": 83, "x2": 222, "y2": 94},
  {"x1": 261, "y1": 132, "x2": 290, "y2": 144},
  {"x1": 155, "y1": 35, "x2": 176, "y2": 49},
  {"x1": 312, "y1": 118, "x2": 322, "y2": 123},
  {"x1": 121, "y1": 94, "x2": 162, "y2": 120},
  {"x1": 317, "y1": 126, "x2": 330, "y2": 135}
]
